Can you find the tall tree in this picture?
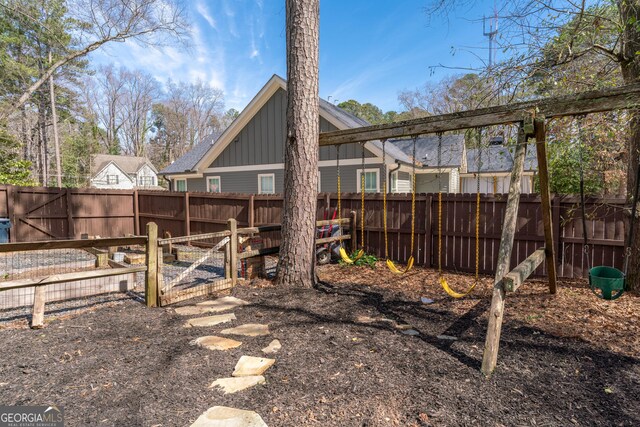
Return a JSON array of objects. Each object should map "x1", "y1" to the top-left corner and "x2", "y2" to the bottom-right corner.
[
  {"x1": 275, "y1": 0, "x2": 320, "y2": 288},
  {"x1": 0, "y1": 0, "x2": 188, "y2": 120},
  {"x1": 119, "y1": 69, "x2": 159, "y2": 156}
]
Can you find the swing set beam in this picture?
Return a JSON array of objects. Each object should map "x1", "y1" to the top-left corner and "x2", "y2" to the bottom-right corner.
[{"x1": 319, "y1": 82, "x2": 640, "y2": 146}]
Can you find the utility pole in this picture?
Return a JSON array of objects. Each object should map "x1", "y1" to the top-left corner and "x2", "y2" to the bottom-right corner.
[{"x1": 483, "y1": 6, "x2": 499, "y2": 68}]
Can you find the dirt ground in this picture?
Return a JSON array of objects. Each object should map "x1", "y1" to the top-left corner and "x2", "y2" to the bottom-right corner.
[{"x1": 0, "y1": 263, "x2": 638, "y2": 426}]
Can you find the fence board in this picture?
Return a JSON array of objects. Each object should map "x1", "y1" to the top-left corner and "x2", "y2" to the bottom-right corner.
[{"x1": 0, "y1": 185, "x2": 628, "y2": 279}]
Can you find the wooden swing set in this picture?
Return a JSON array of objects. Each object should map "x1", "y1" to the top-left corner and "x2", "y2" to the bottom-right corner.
[{"x1": 319, "y1": 82, "x2": 640, "y2": 376}]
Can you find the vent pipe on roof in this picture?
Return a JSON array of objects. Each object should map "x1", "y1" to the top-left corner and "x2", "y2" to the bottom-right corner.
[{"x1": 489, "y1": 136, "x2": 504, "y2": 145}]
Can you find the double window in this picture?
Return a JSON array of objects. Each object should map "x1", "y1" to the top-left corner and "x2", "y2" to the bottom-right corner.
[
  {"x1": 357, "y1": 169, "x2": 379, "y2": 193},
  {"x1": 258, "y1": 173, "x2": 275, "y2": 194},
  {"x1": 106, "y1": 175, "x2": 119, "y2": 185},
  {"x1": 207, "y1": 176, "x2": 221, "y2": 193}
]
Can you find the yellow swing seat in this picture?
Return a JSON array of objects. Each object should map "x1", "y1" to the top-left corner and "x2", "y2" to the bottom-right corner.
[
  {"x1": 439, "y1": 276, "x2": 477, "y2": 299},
  {"x1": 386, "y1": 256, "x2": 414, "y2": 274},
  {"x1": 339, "y1": 247, "x2": 364, "y2": 264}
]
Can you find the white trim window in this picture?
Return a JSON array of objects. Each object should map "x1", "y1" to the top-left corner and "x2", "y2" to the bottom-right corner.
[
  {"x1": 175, "y1": 179, "x2": 187, "y2": 192},
  {"x1": 207, "y1": 176, "x2": 221, "y2": 193},
  {"x1": 106, "y1": 175, "x2": 119, "y2": 185},
  {"x1": 357, "y1": 169, "x2": 380, "y2": 193},
  {"x1": 258, "y1": 173, "x2": 275, "y2": 194},
  {"x1": 139, "y1": 176, "x2": 154, "y2": 187}
]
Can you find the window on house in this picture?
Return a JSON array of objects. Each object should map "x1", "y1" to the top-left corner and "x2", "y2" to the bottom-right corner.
[
  {"x1": 258, "y1": 174, "x2": 275, "y2": 194},
  {"x1": 357, "y1": 169, "x2": 379, "y2": 193},
  {"x1": 207, "y1": 176, "x2": 221, "y2": 193},
  {"x1": 107, "y1": 175, "x2": 119, "y2": 185},
  {"x1": 139, "y1": 176, "x2": 154, "y2": 187},
  {"x1": 175, "y1": 179, "x2": 187, "y2": 192}
]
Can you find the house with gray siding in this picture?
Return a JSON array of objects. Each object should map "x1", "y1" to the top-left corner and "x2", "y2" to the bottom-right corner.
[{"x1": 158, "y1": 75, "x2": 536, "y2": 195}]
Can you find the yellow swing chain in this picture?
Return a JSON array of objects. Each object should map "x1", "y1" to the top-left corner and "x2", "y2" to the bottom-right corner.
[
  {"x1": 382, "y1": 140, "x2": 388, "y2": 259},
  {"x1": 410, "y1": 135, "x2": 416, "y2": 258},
  {"x1": 361, "y1": 142, "x2": 366, "y2": 251},
  {"x1": 475, "y1": 129, "x2": 482, "y2": 285},
  {"x1": 437, "y1": 132, "x2": 443, "y2": 276}
]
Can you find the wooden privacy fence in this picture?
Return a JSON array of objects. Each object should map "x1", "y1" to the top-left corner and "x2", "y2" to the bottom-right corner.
[{"x1": 0, "y1": 185, "x2": 629, "y2": 279}]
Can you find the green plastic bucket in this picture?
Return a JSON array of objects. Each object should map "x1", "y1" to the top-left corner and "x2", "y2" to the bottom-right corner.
[{"x1": 589, "y1": 266, "x2": 625, "y2": 300}]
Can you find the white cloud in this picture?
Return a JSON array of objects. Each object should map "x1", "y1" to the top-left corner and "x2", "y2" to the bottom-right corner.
[{"x1": 196, "y1": 1, "x2": 217, "y2": 29}]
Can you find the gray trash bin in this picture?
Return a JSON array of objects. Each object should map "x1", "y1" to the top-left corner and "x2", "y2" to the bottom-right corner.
[{"x1": 0, "y1": 218, "x2": 11, "y2": 243}]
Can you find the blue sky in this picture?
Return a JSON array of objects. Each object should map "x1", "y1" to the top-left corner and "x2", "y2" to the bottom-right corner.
[{"x1": 92, "y1": 0, "x2": 499, "y2": 112}]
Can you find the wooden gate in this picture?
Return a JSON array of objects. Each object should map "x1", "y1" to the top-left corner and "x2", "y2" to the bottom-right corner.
[
  {"x1": 156, "y1": 231, "x2": 234, "y2": 306},
  {"x1": 7, "y1": 187, "x2": 73, "y2": 241}
]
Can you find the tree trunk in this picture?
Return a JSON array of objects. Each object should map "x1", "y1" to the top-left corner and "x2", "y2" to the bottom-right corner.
[
  {"x1": 619, "y1": 0, "x2": 640, "y2": 291},
  {"x1": 275, "y1": 0, "x2": 320, "y2": 288},
  {"x1": 49, "y1": 51, "x2": 62, "y2": 188}
]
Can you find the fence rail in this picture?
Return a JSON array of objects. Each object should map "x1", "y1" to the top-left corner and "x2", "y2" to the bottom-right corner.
[{"x1": 0, "y1": 185, "x2": 628, "y2": 279}]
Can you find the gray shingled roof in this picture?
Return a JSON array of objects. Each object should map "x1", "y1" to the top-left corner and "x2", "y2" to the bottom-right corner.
[
  {"x1": 389, "y1": 134, "x2": 465, "y2": 168},
  {"x1": 159, "y1": 133, "x2": 221, "y2": 175},
  {"x1": 466, "y1": 144, "x2": 538, "y2": 173},
  {"x1": 93, "y1": 154, "x2": 156, "y2": 175}
]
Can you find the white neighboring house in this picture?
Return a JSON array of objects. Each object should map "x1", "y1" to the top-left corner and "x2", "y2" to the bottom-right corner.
[{"x1": 90, "y1": 154, "x2": 161, "y2": 190}]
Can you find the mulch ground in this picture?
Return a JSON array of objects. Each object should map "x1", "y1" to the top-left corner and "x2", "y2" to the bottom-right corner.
[{"x1": 0, "y1": 263, "x2": 639, "y2": 426}]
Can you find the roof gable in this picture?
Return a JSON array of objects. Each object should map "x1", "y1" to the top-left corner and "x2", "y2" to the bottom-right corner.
[
  {"x1": 93, "y1": 154, "x2": 156, "y2": 176},
  {"x1": 161, "y1": 74, "x2": 406, "y2": 176}
]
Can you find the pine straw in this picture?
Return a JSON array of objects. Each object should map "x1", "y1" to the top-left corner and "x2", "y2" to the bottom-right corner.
[{"x1": 316, "y1": 262, "x2": 640, "y2": 358}]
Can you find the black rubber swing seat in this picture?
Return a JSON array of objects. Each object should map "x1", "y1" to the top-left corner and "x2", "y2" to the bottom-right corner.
[{"x1": 589, "y1": 266, "x2": 625, "y2": 301}]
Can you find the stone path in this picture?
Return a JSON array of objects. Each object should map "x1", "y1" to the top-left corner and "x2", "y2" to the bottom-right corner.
[
  {"x1": 221, "y1": 323, "x2": 270, "y2": 337},
  {"x1": 232, "y1": 356, "x2": 275, "y2": 377},
  {"x1": 184, "y1": 313, "x2": 236, "y2": 328},
  {"x1": 177, "y1": 296, "x2": 273, "y2": 426},
  {"x1": 190, "y1": 336, "x2": 243, "y2": 351},
  {"x1": 209, "y1": 376, "x2": 266, "y2": 395},
  {"x1": 190, "y1": 406, "x2": 267, "y2": 427}
]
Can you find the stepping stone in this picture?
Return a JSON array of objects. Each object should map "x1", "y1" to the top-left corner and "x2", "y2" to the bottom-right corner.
[
  {"x1": 401, "y1": 329, "x2": 420, "y2": 336},
  {"x1": 261, "y1": 339, "x2": 281, "y2": 354},
  {"x1": 190, "y1": 406, "x2": 267, "y2": 427},
  {"x1": 191, "y1": 336, "x2": 242, "y2": 351},
  {"x1": 196, "y1": 296, "x2": 250, "y2": 312},
  {"x1": 184, "y1": 313, "x2": 236, "y2": 328},
  {"x1": 175, "y1": 306, "x2": 220, "y2": 316},
  {"x1": 221, "y1": 323, "x2": 269, "y2": 337},
  {"x1": 232, "y1": 356, "x2": 275, "y2": 377},
  {"x1": 209, "y1": 376, "x2": 265, "y2": 394}
]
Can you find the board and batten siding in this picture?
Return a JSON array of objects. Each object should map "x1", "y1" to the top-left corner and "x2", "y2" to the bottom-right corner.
[{"x1": 209, "y1": 88, "x2": 375, "y2": 169}]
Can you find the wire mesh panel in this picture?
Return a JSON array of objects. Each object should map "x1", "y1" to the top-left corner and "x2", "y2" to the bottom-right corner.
[
  {"x1": 158, "y1": 232, "x2": 233, "y2": 306},
  {"x1": 0, "y1": 238, "x2": 146, "y2": 325}
]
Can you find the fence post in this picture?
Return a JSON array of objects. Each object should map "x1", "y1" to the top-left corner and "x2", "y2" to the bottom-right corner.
[
  {"x1": 133, "y1": 190, "x2": 140, "y2": 236},
  {"x1": 184, "y1": 192, "x2": 191, "y2": 238},
  {"x1": 31, "y1": 286, "x2": 45, "y2": 329},
  {"x1": 6, "y1": 186, "x2": 15, "y2": 242},
  {"x1": 145, "y1": 222, "x2": 158, "y2": 307},
  {"x1": 249, "y1": 194, "x2": 255, "y2": 228},
  {"x1": 65, "y1": 188, "x2": 75, "y2": 239},
  {"x1": 350, "y1": 210, "x2": 357, "y2": 252},
  {"x1": 157, "y1": 246, "x2": 164, "y2": 306},
  {"x1": 228, "y1": 218, "x2": 238, "y2": 286},
  {"x1": 224, "y1": 240, "x2": 231, "y2": 280},
  {"x1": 425, "y1": 195, "x2": 432, "y2": 267}
]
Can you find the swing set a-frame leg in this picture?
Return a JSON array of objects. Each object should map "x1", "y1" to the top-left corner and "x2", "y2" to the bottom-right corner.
[{"x1": 481, "y1": 123, "x2": 529, "y2": 377}]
